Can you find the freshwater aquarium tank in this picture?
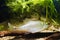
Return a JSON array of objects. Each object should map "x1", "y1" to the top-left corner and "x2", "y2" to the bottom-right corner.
[{"x1": 0, "y1": 0, "x2": 60, "y2": 35}]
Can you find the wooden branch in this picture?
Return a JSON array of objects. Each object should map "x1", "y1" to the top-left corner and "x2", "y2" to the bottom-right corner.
[
  {"x1": 0, "y1": 30, "x2": 29, "y2": 36},
  {"x1": 0, "y1": 30, "x2": 60, "y2": 40},
  {"x1": 46, "y1": 33, "x2": 60, "y2": 40}
]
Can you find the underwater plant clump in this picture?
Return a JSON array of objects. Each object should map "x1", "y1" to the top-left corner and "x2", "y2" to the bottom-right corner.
[{"x1": 0, "y1": 0, "x2": 60, "y2": 32}]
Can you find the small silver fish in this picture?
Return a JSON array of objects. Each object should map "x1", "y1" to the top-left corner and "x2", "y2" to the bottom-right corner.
[{"x1": 18, "y1": 21, "x2": 48, "y2": 33}]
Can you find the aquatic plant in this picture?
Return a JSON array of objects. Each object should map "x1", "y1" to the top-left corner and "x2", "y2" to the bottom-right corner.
[{"x1": 0, "y1": 0, "x2": 60, "y2": 30}]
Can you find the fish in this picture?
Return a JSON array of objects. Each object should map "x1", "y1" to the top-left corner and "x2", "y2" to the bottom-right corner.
[{"x1": 16, "y1": 20, "x2": 48, "y2": 33}]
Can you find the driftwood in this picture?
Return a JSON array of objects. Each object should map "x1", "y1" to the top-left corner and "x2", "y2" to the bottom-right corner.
[
  {"x1": 0, "y1": 30, "x2": 29, "y2": 36},
  {"x1": 45, "y1": 33, "x2": 60, "y2": 40},
  {"x1": 0, "y1": 31, "x2": 60, "y2": 40}
]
